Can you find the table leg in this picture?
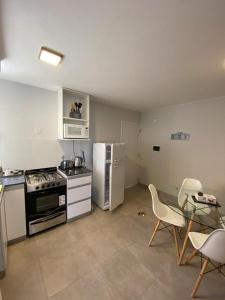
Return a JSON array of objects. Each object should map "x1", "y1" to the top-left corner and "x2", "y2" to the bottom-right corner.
[{"x1": 178, "y1": 213, "x2": 194, "y2": 266}]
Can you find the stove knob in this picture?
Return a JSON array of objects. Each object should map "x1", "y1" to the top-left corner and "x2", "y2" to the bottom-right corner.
[
  {"x1": 52, "y1": 183, "x2": 55, "y2": 187},
  {"x1": 36, "y1": 186, "x2": 39, "y2": 190},
  {"x1": 47, "y1": 184, "x2": 50, "y2": 188},
  {"x1": 42, "y1": 185, "x2": 45, "y2": 189},
  {"x1": 57, "y1": 182, "x2": 60, "y2": 186}
]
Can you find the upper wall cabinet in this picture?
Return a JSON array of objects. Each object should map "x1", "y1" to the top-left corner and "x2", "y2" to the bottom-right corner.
[{"x1": 58, "y1": 88, "x2": 90, "y2": 140}]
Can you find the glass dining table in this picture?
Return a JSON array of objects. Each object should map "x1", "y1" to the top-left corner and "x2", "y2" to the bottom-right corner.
[{"x1": 158, "y1": 185, "x2": 225, "y2": 265}]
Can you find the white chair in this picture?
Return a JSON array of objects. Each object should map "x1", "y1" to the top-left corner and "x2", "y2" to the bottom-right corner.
[
  {"x1": 148, "y1": 184, "x2": 185, "y2": 256},
  {"x1": 178, "y1": 178, "x2": 211, "y2": 215},
  {"x1": 186, "y1": 229, "x2": 225, "y2": 298}
]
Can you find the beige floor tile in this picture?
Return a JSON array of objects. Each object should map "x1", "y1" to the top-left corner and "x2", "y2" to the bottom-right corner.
[
  {"x1": 39, "y1": 247, "x2": 77, "y2": 297},
  {"x1": 39, "y1": 241, "x2": 96, "y2": 297},
  {"x1": 50, "y1": 270, "x2": 123, "y2": 300},
  {"x1": 99, "y1": 248, "x2": 156, "y2": 299},
  {"x1": 0, "y1": 261, "x2": 47, "y2": 300}
]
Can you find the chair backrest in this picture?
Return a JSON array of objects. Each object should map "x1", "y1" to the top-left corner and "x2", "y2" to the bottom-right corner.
[
  {"x1": 178, "y1": 178, "x2": 202, "y2": 209},
  {"x1": 148, "y1": 184, "x2": 165, "y2": 219},
  {"x1": 200, "y1": 229, "x2": 225, "y2": 264}
]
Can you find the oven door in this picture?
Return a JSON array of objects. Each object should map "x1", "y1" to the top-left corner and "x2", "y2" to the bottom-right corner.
[{"x1": 26, "y1": 185, "x2": 66, "y2": 220}]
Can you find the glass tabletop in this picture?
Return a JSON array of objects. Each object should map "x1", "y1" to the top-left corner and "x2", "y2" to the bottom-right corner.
[{"x1": 158, "y1": 185, "x2": 225, "y2": 230}]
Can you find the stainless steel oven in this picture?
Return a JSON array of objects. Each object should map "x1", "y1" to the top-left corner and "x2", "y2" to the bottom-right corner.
[{"x1": 25, "y1": 168, "x2": 67, "y2": 236}]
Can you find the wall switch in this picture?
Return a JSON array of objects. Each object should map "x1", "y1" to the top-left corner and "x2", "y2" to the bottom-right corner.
[{"x1": 153, "y1": 145, "x2": 160, "y2": 151}]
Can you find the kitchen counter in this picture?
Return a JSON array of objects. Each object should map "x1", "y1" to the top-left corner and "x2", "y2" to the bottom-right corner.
[
  {"x1": 0, "y1": 175, "x2": 25, "y2": 187},
  {"x1": 58, "y1": 167, "x2": 92, "y2": 179},
  {"x1": 0, "y1": 175, "x2": 25, "y2": 214}
]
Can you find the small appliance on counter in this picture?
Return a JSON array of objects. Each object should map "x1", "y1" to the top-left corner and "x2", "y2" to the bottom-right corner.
[
  {"x1": 25, "y1": 167, "x2": 67, "y2": 236},
  {"x1": 60, "y1": 156, "x2": 74, "y2": 170},
  {"x1": 1, "y1": 169, "x2": 24, "y2": 177},
  {"x1": 74, "y1": 150, "x2": 85, "y2": 168}
]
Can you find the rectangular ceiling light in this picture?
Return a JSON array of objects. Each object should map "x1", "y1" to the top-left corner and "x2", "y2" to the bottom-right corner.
[{"x1": 39, "y1": 47, "x2": 64, "y2": 66}]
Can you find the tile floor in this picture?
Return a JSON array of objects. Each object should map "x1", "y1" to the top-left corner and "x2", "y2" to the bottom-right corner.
[{"x1": 0, "y1": 184, "x2": 224, "y2": 300}]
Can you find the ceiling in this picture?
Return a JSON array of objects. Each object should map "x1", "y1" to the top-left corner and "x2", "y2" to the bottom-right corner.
[{"x1": 1, "y1": 0, "x2": 225, "y2": 111}]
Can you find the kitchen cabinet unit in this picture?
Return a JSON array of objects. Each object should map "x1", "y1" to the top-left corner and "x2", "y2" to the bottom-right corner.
[
  {"x1": 67, "y1": 174, "x2": 92, "y2": 221},
  {"x1": 4, "y1": 184, "x2": 26, "y2": 243},
  {"x1": 0, "y1": 189, "x2": 7, "y2": 277},
  {"x1": 58, "y1": 88, "x2": 90, "y2": 140}
]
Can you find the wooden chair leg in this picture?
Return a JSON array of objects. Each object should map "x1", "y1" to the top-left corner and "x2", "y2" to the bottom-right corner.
[
  {"x1": 184, "y1": 249, "x2": 197, "y2": 265},
  {"x1": 148, "y1": 219, "x2": 161, "y2": 246},
  {"x1": 178, "y1": 215, "x2": 194, "y2": 265},
  {"x1": 173, "y1": 226, "x2": 180, "y2": 257},
  {"x1": 191, "y1": 258, "x2": 209, "y2": 298}
]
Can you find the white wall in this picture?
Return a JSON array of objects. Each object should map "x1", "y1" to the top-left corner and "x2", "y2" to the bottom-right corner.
[
  {"x1": 0, "y1": 79, "x2": 140, "y2": 175},
  {"x1": 139, "y1": 97, "x2": 225, "y2": 195},
  {"x1": 90, "y1": 100, "x2": 139, "y2": 143},
  {"x1": 90, "y1": 100, "x2": 140, "y2": 187}
]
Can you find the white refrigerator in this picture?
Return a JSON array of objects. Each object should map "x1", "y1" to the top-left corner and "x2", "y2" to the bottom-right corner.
[{"x1": 93, "y1": 143, "x2": 125, "y2": 211}]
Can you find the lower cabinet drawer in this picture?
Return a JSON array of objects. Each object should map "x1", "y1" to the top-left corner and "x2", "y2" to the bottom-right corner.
[
  {"x1": 67, "y1": 175, "x2": 92, "y2": 188},
  {"x1": 67, "y1": 184, "x2": 91, "y2": 204},
  {"x1": 67, "y1": 198, "x2": 91, "y2": 220}
]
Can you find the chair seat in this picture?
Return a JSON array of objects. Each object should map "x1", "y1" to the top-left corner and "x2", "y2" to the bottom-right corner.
[
  {"x1": 159, "y1": 204, "x2": 186, "y2": 227},
  {"x1": 188, "y1": 232, "x2": 209, "y2": 250}
]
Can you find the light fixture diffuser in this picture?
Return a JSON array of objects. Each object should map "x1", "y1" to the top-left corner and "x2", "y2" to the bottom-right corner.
[{"x1": 39, "y1": 47, "x2": 64, "y2": 66}]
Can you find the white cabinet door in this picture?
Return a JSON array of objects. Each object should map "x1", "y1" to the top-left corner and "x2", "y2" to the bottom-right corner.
[
  {"x1": 5, "y1": 185, "x2": 26, "y2": 242},
  {"x1": 67, "y1": 184, "x2": 91, "y2": 204},
  {"x1": 67, "y1": 198, "x2": 91, "y2": 220},
  {"x1": 67, "y1": 175, "x2": 92, "y2": 188},
  {"x1": 0, "y1": 193, "x2": 7, "y2": 271},
  {"x1": 66, "y1": 174, "x2": 92, "y2": 220},
  {"x1": 109, "y1": 162, "x2": 125, "y2": 211}
]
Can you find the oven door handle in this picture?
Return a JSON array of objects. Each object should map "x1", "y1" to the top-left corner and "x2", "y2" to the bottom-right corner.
[{"x1": 29, "y1": 211, "x2": 65, "y2": 225}]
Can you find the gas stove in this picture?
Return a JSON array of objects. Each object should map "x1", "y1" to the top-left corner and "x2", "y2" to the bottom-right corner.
[
  {"x1": 25, "y1": 167, "x2": 66, "y2": 193},
  {"x1": 25, "y1": 167, "x2": 67, "y2": 236}
]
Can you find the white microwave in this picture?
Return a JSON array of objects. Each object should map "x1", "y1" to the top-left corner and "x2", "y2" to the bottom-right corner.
[{"x1": 64, "y1": 124, "x2": 89, "y2": 139}]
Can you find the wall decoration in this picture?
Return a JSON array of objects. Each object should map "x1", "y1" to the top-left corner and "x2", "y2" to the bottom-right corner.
[{"x1": 171, "y1": 131, "x2": 190, "y2": 141}]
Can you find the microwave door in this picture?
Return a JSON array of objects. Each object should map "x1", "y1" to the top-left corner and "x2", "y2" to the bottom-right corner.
[
  {"x1": 64, "y1": 125, "x2": 82, "y2": 138},
  {"x1": 64, "y1": 124, "x2": 88, "y2": 139}
]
